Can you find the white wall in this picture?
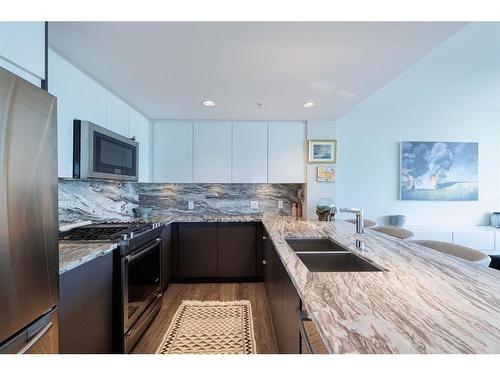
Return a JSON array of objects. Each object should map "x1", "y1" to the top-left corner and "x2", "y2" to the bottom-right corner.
[
  {"x1": 306, "y1": 121, "x2": 337, "y2": 219},
  {"x1": 48, "y1": 48, "x2": 152, "y2": 181},
  {"x1": 335, "y1": 23, "x2": 500, "y2": 226}
]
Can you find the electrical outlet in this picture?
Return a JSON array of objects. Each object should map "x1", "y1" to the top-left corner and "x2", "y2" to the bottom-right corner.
[
  {"x1": 278, "y1": 200, "x2": 284, "y2": 209},
  {"x1": 188, "y1": 201, "x2": 194, "y2": 210},
  {"x1": 250, "y1": 200, "x2": 259, "y2": 209}
]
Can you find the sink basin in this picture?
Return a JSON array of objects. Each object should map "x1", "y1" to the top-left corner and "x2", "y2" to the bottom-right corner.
[
  {"x1": 297, "y1": 252, "x2": 383, "y2": 272},
  {"x1": 285, "y1": 238, "x2": 349, "y2": 252}
]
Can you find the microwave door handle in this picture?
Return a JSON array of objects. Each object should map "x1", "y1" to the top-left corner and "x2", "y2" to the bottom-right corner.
[{"x1": 125, "y1": 238, "x2": 161, "y2": 263}]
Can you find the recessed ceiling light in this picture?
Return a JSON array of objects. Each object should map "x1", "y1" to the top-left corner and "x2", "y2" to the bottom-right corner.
[
  {"x1": 202, "y1": 100, "x2": 215, "y2": 107},
  {"x1": 303, "y1": 102, "x2": 316, "y2": 108}
]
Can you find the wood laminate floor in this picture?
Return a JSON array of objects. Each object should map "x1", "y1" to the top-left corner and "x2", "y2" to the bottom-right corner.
[{"x1": 132, "y1": 282, "x2": 279, "y2": 354}]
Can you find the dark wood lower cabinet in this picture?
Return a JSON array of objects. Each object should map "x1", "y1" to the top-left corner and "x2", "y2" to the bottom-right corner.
[
  {"x1": 175, "y1": 222, "x2": 262, "y2": 280},
  {"x1": 178, "y1": 223, "x2": 218, "y2": 278},
  {"x1": 263, "y1": 233, "x2": 301, "y2": 354},
  {"x1": 281, "y1": 270, "x2": 300, "y2": 353},
  {"x1": 218, "y1": 223, "x2": 256, "y2": 278},
  {"x1": 59, "y1": 252, "x2": 113, "y2": 353},
  {"x1": 263, "y1": 234, "x2": 273, "y2": 299},
  {"x1": 161, "y1": 224, "x2": 172, "y2": 290}
]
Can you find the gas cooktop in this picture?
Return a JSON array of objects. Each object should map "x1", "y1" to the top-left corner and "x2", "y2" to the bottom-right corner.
[{"x1": 59, "y1": 222, "x2": 153, "y2": 241}]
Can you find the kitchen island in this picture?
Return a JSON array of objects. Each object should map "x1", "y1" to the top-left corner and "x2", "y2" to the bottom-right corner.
[{"x1": 262, "y1": 215, "x2": 500, "y2": 353}]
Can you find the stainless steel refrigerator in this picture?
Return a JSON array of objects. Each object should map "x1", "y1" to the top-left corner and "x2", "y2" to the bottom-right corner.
[{"x1": 0, "y1": 66, "x2": 59, "y2": 353}]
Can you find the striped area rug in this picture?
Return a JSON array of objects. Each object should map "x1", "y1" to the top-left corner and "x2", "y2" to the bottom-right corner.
[{"x1": 157, "y1": 300, "x2": 256, "y2": 354}]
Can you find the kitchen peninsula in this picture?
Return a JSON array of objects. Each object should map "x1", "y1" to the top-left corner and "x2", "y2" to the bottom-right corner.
[{"x1": 60, "y1": 214, "x2": 500, "y2": 353}]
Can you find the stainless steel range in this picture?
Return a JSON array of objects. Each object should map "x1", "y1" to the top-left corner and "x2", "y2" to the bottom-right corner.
[{"x1": 59, "y1": 221, "x2": 165, "y2": 353}]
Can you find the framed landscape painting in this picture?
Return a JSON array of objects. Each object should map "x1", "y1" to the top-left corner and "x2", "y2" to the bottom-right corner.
[
  {"x1": 400, "y1": 141, "x2": 478, "y2": 201},
  {"x1": 308, "y1": 140, "x2": 337, "y2": 163}
]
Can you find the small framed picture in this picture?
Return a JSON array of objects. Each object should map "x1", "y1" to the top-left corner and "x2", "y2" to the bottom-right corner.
[
  {"x1": 317, "y1": 166, "x2": 336, "y2": 182},
  {"x1": 308, "y1": 140, "x2": 337, "y2": 163}
]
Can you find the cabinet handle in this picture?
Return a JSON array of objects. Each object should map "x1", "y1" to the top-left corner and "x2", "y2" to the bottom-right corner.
[
  {"x1": 262, "y1": 260, "x2": 267, "y2": 265},
  {"x1": 296, "y1": 307, "x2": 314, "y2": 354},
  {"x1": 19, "y1": 322, "x2": 53, "y2": 354},
  {"x1": 125, "y1": 237, "x2": 161, "y2": 263}
]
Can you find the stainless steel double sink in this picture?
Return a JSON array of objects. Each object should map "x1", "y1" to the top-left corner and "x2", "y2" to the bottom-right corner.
[{"x1": 285, "y1": 238, "x2": 383, "y2": 273}]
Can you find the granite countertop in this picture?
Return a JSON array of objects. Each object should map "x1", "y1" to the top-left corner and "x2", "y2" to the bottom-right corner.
[
  {"x1": 127, "y1": 213, "x2": 264, "y2": 225},
  {"x1": 261, "y1": 215, "x2": 500, "y2": 354},
  {"x1": 58, "y1": 213, "x2": 500, "y2": 353},
  {"x1": 58, "y1": 214, "x2": 264, "y2": 275},
  {"x1": 59, "y1": 242, "x2": 118, "y2": 275}
]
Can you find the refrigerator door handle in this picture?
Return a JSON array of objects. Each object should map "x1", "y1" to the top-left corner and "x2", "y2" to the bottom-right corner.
[{"x1": 18, "y1": 322, "x2": 53, "y2": 354}]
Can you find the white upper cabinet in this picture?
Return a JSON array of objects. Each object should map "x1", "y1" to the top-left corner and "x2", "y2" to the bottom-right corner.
[
  {"x1": 129, "y1": 108, "x2": 151, "y2": 182},
  {"x1": 194, "y1": 121, "x2": 232, "y2": 183},
  {"x1": 153, "y1": 121, "x2": 194, "y2": 183},
  {"x1": 453, "y1": 231, "x2": 495, "y2": 252},
  {"x1": 268, "y1": 121, "x2": 306, "y2": 183},
  {"x1": 49, "y1": 49, "x2": 152, "y2": 179},
  {"x1": 232, "y1": 121, "x2": 268, "y2": 183},
  {"x1": 106, "y1": 94, "x2": 130, "y2": 136},
  {"x1": 49, "y1": 49, "x2": 107, "y2": 178},
  {"x1": 150, "y1": 120, "x2": 306, "y2": 183},
  {"x1": 0, "y1": 22, "x2": 45, "y2": 85}
]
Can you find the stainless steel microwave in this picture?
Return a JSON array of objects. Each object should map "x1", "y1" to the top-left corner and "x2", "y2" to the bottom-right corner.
[{"x1": 73, "y1": 120, "x2": 139, "y2": 181}]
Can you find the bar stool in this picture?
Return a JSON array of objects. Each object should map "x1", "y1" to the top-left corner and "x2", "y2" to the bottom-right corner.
[
  {"x1": 370, "y1": 226, "x2": 414, "y2": 240},
  {"x1": 412, "y1": 240, "x2": 491, "y2": 267},
  {"x1": 345, "y1": 219, "x2": 376, "y2": 228}
]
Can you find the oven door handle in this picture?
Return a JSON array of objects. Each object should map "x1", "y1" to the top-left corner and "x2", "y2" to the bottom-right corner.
[{"x1": 125, "y1": 237, "x2": 161, "y2": 263}]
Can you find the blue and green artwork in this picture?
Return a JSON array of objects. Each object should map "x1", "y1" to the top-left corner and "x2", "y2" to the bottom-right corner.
[{"x1": 400, "y1": 141, "x2": 478, "y2": 201}]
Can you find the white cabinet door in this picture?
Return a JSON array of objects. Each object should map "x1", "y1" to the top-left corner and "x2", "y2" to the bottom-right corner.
[
  {"x1": 232, "y1": 121, "x2": 267, "y2": 183},
  {"x1": 129, "y1": 108, "x2": 151, "y2": 182},
  {"x1": 268, "y1": 121, "x2": 305, "y2": 183},
  {"x1": 494, "y1": 232, "x2": 500, "y2": 254},
  {"x1": 106, "y1": 94, "x2": 129, "y2": 136},
  {"x1": 194, "y1": 121, "x2": 232, "y2": 183},
  {"x1": 153, "y1": 121, "x2": 193, "y2": 182},
  {"x1": 407, "y1": 229, "x2": 453, "y2": 242},
  {"x1": 453, "y1": 231, "x2": 495, "y2": 252},
  {"x1": 49, "y1": 50, "x2": 107, "y2": 178},
  {"x1": 0, "y1": 22, "x2": 45, "y2": 82}
]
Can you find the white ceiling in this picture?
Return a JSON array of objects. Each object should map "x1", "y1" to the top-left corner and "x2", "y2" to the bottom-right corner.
[{"x1": 48, "y1": 22, "x2": 466, "y2": 121}]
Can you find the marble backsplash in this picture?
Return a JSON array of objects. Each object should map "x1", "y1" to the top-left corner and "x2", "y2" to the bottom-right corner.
[
  {"x1": 58, "y1": 179, "x2": 304, "y2": 224},
  {"x1": 58, "y1": 180, "x2": 138, "y2": 224}
]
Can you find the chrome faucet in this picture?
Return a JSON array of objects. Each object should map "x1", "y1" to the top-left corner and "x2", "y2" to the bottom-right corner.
[{"x1": 330, "y1": 206, "x2": 365, "y2": 250}]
